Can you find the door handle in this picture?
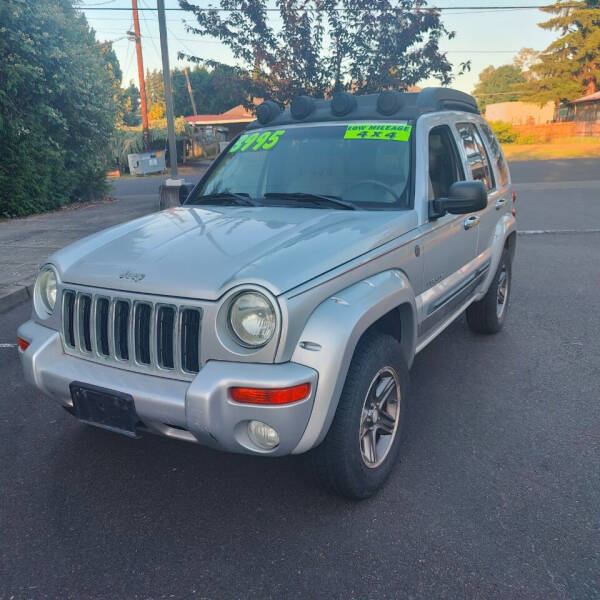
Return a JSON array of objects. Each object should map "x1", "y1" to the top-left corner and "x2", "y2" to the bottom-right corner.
[
  {"x1": 463, "y1": 215, "x2": 480, "y2": 230},
  {"x1": 495, "y1": 198, "x2": 507, "y2": 210}
]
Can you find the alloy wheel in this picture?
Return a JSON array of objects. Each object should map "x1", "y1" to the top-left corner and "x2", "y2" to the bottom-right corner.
[{"x1": 359, "y1": 367, "x2": 401, "y2": 468}]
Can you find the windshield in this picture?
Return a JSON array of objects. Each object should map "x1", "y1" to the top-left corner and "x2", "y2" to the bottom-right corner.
[{"x1": 188, "y1": 123, "x2": 413, "y2": 210}]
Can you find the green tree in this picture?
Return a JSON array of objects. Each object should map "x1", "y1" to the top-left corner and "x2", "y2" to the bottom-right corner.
[
  {"x1": 0, "y1": 0, "x2": 118, "y2": 217},
  {"x1": 145, "y1": 69, "x2": 166, "y2": 119},
  {"x1": 169, "y1": 64, "x2": 256, "y2": 116},
  {"x1": 100, "y1": 42, "x2": 128, "y2": 124},
  {"x1": 122, "y1": 81, "x2": 141, "y2": 126},
  {"x1": 178, "y1": 0, "x2": 460, "y2": 105},
  {"x1": 472, "y1": 64, "x2": 526, "y2": 111},
  {"x1": 172, "y1": 66, "x2": 208, "y2": 116},
  {"x1": 519, "y1": 0, "x2": 600, "y2": 104}
]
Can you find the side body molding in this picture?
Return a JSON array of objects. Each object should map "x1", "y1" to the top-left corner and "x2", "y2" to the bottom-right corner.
[{"x1": 291, "y1": 269, "x2": 417, "y2": 454}]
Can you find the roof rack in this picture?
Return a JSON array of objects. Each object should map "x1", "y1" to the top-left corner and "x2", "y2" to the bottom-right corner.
[
  {"x1": 247, "y1": 87, "x2": 479, "y2": 130},
  {"x1": 416, "y1": 88, "x2": 479, "y2": 115}
]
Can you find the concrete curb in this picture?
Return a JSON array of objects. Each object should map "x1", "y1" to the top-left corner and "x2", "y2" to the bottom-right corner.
[{"x1": 0, "y1": 284, "x2": 34, "y2": 314}]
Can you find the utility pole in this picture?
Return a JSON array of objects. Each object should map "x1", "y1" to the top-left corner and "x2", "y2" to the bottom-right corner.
[
  {"x1": 157, "y1": 0, "x2": 178, "y2": 178},
  {"x1": 131, "y1": 0, "x2": 150, "y2": 151},
  {"x1": 183, "y1": 67, "x2": 198, "y2": 116}
]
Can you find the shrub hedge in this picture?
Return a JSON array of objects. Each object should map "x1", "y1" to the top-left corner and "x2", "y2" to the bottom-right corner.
[{"x1": 0, "y1": 0, "x2": 117, "y2": 218}]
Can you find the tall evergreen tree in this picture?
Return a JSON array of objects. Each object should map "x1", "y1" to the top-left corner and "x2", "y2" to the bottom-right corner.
[
  {"x1": 145, "y1": 69, "x2": 166, "y2": 120},
  {"x1": 519, "y1": 0, "x2": 600, "y2": 104},
  {"x1": 122, "y1": 82, "x2": 141, "y2": 126}
]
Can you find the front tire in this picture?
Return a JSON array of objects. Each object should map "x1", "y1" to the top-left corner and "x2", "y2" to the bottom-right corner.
[
  {"x1": 307, "y1": 331, "x2": 409, "y2": 500},
  {"x1": 466, "y1": 250, "x2": 512, "y2": 334}
]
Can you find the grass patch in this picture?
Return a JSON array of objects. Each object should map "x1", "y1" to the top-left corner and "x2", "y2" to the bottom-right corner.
[{"x1": 503, "y1": 137, "x2": 600, "y2": 161}]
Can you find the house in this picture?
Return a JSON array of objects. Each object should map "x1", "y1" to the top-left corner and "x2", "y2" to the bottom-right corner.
[
  {"x1": 556, "y1": 91, "x2": 600, "y2": 122},
  {"x1": 184, "y1": 104, "x2": 257, "y2": 157},
  {"x1": 184, "y1": 104, "x2": 256, "y2": 137}
]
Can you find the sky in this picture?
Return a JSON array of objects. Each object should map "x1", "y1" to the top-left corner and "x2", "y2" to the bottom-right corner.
[{"x1": 81, "y1": 0, "x2": 558, "y2": 97}]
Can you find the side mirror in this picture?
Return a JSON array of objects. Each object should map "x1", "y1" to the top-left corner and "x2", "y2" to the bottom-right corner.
[{"x1": 429, "y1": 181, "x2": 487, "y2": 219}]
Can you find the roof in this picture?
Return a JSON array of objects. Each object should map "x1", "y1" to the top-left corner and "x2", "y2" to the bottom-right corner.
[
  {"x1": 184, "y1": 104, "x2": 255, "y2": 126},
  {"x1": 246, "y1": 88, "x2": 479, "y2": 131},
  {"x1": 572, "y1": 91, "x2": 600, "y2": 104}
]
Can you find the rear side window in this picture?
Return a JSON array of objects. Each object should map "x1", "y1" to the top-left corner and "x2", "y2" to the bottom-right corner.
[
  {"x1": 456, "y1": 123, "x2": 495, "y2": 191},
  {"x1": 479, "y1": 121, "x2": 509, "y2": 187}
]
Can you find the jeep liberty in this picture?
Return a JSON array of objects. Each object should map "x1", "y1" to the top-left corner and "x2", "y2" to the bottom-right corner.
[{"x1": 18, "y1": 88, "x2": 516, "y2": 499}]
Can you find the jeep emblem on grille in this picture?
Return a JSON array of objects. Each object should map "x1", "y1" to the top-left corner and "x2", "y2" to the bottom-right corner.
[{"x1": 119, "y1": 270, "x2": 145, "y2": 282}]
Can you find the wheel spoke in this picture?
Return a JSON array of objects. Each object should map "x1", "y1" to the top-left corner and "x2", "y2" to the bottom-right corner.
[
  {"x1": 375, "y1": 375, "x2": 395, "y2": 409},
  {"x1": 367, "y1": 428, "x2": 378, "y2": 463},
  {"x1": 377, "y1": 409, "x2": 396, "y2": 435}
]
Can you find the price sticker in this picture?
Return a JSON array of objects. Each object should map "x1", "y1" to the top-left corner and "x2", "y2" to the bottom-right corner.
[{"x1": 229, "y1": 130, "x2": 286, "y2": 153}]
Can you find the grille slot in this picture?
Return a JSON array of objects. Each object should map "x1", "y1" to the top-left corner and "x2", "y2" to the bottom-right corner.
[
  {"x1": 114, "y1": 300, "x2": 131, "y2": 360},
  {"x1": 63, "y1": 291, "x2": 76, "y2": 348},
  {"x1": 96, "y1": 298, "x2": 110, "y2": 356},
  {"x1": 78, "y1": 295, "x2": 92, "y2": 352},
  {"x1": 181, "y1": 308, "x2": 201, "y2": 373},
  {"x1": 60, "y1": 289, "x2": 202, "y2": 378},
  {"x1": 157, "y1": 306, "x2": 176, "y2": 369},
  {"x1": 134, "y1": 303, "x2": 152, "y2": 365}
]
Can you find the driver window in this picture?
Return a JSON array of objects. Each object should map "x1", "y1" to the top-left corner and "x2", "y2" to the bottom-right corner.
[{"x1": 428, "y1": 125, "x2": 464, "y2": 200}]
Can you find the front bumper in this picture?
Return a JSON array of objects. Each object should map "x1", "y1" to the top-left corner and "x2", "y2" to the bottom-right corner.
[{"x1": 17, "y1": 320, "x2": 318, "y2": 456}]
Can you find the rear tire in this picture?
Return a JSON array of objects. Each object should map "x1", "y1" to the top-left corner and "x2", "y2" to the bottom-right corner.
[
  {"x1": 466, "y1": 250, "x2": 512, "y2": 334},
  {"x1": 306, "y1": 331, "x2": 409, "y2": 500}
]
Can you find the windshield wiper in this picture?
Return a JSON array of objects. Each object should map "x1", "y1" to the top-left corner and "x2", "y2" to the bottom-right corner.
[
  {"x1": 263, "y1": 192, "x2": 356, "y2": 211},
  {"x1": 189, "y1": 192, "x2": 260, "y2": 207}
]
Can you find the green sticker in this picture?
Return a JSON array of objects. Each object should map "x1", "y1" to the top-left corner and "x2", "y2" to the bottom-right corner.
[
  {"x1": 229, "y1": 130, "x2": 286, "y2": 153},
  {"x1": 344, "y1": 123, "x2": 412, "y2": 142}
]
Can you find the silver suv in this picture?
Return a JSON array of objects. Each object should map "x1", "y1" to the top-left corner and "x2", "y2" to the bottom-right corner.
[{"x1": 18, "y1": 88, "x2": 516, "y2": 499}]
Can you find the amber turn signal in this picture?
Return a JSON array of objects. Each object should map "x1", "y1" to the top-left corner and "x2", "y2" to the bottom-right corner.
[{"x1": 230, "y1": 383, "x2": 311, "y2": 405}]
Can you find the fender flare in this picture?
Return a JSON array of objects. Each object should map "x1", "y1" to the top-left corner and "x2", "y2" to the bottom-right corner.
[
  {"x1": 476, "y1": 213, "x2": 517, "y2": 299},
  {"x1": 290, "y1": 269, "x2": 417, "y2": 454}
]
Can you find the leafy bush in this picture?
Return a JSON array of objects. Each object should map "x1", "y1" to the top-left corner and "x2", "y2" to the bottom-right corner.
[
  {"x1": 487, "y1": 121, "x2": 519, "y2": 144},
  {"x1": 0, "y1": 0, "x2": 118, "y2": 218},
  {"x1": 487, "y1": 120, "x2": 542, "y2": 145}
]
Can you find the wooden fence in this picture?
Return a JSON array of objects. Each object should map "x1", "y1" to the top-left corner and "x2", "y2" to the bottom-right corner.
[{"x1": 513, "y1": 121, "x2": 600, "y2": 141}]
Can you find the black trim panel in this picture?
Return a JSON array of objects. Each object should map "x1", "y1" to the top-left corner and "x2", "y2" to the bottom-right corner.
[{"x1": 419, "y1": 263, "x2": 490, "y2": 337}]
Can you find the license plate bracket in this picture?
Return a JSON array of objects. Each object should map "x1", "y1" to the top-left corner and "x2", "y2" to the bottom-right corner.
[{"x1": 70, "y1": 382, "x2": 140, "y2": 438}]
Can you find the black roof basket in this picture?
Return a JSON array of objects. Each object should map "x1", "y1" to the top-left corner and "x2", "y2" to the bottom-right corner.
[{"x1": 417, "y1": 88, "x2": 479, "y2": 115}]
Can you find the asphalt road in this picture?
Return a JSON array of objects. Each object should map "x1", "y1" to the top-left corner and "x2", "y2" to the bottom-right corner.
[{"x1": 1, "y1": 159, "x2": 599, "y2": 599}]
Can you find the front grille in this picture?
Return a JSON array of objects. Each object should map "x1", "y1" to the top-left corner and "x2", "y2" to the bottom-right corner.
[{"x1": 61, "y1": 289, "x2": 203, "y2": 377}]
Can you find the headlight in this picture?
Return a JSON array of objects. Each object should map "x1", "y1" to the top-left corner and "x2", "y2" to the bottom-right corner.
[
  {"x1": 35, "y1": 266, "x2": 58, "y2": 317},
  {"x1": 229, "y1": 291, "x2": 276, "y2": 347}
]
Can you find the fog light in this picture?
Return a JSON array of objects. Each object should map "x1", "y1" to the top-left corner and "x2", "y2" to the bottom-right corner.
[{"x1": 248, "y1": 420, "x2": 279, "y2": 449}]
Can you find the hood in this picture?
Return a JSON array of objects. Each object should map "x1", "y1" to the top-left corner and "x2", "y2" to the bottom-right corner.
[{"x1": 51, "y1": 206, "x2": 417, "y2": 300}]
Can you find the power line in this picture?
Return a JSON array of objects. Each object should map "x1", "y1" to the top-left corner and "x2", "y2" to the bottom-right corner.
[
  {"x1": 106, "y1": 33, "x2": 525, "y2": 53},
  {"x1": 80, "y1": 4, "x2": 596, "y2": 11},
  {"x1": 138, "y1": 0, "x2": 164, "y2": 67}
]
